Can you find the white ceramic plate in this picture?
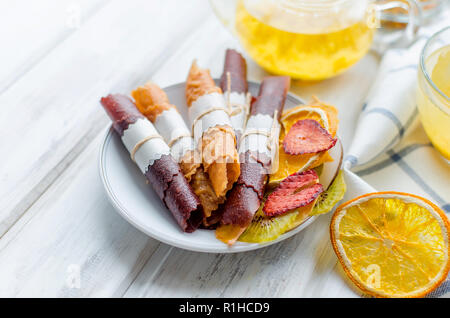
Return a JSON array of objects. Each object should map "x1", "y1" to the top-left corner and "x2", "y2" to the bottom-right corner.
[{"x1": 99, "y1": 81, "x2": 343, "y2": 253}]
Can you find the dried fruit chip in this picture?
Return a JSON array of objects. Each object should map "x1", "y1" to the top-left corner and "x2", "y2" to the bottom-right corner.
[
  {"x1": 269, "y1": 101, "x2": 338, "y2": 186},
  {"x1": 238, "y1": 196, "x2": 299, "y2": 244},
  {"x1": 263, "y1": 170, "x2": 323, "y2": 216},
  {"x1": 276, "y1": 169, "x2": 318, "y2": 191},
  {"x1": 331, "y1": 192, "x2": 450, "y2": 298},
  {"x1": 311, "y1": 169, "x2": 346, "y2": 215},
  {"x1": 283, "y1": 119, "x2": 337, "y2": 155}
]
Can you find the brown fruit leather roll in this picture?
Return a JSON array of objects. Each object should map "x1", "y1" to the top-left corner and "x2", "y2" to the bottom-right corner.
[
  {"x1": 220, "y1": 49, "x2": 248, "y2": 145},
  {"x1": 250, "y1": 76, "x2": 290, "y2": 118},
  {"x1": 100, "y1": 94, "x2": 203, "y2": 233},
  {"x1": 216, "y1": 76, "x2": 290, "y2": 245},
  {"x1": 101, "y1": 93, "x2": 144, "y2": 136},
  {"x1": 220, "y1": 151, "x2": 270, "y2": 227},
  {"x1": 220, "y1": 49, "x2": 248, "y2": 94}
]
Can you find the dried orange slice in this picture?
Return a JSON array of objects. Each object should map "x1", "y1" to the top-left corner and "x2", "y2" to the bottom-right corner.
[
  {"x1": 330, "y1": 192, "x2": 450, "y2": 298},
  {"x1": 216, "y1": 224, "x2": 246, "y2": 246},
  {"x1": 269, "y1": 98, "x2": 339, "y2": 186}
]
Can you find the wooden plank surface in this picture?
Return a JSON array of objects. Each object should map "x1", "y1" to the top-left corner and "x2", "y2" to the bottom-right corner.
[
  {"x1": 0, "y1": 0, "x2": 210, "y2": 238},
  {"x1": 0, "y1": 0, "x2": 108, "y2": 93},
  {"x1": 0, "y1": 0, "x2": 380, "y2": 297},
  {"x1": 0, "y1": 133, "x2": 157, "y2": 297}
]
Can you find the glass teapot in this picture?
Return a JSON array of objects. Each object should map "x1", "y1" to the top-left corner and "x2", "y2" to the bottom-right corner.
[{"x1": 210, "y1": 0, "x2": 419, "y2": 80}]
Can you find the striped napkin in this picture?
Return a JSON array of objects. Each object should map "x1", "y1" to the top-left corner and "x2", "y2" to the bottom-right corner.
[{"x1": 342, "y1": 9, "x2": 450, "y2": 298}]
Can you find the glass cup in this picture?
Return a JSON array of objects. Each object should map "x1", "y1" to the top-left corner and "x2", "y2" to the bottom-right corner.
[
  {"x1": 210, "y1": 0, "x2": 419, "y2": 80},
  {"x1": 417, "y1": 26, "x2": 450, "y2": 161}
]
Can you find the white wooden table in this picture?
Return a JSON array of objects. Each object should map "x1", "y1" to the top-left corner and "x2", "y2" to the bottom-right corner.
[{"x1": 0, "y1": 0, "x2": 380, "y2": 297}]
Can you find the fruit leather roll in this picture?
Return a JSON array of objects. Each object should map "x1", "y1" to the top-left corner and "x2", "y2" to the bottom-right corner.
[
  {"x1": 185, "y1": 61, "x2": 240, "y2": 201},
  {"x1": 220, "y1": 49, "x2": 249, "y2": 145},
  {"x1": 100, "y1": 94, "x2": 203, "y2": 233},
  {"x1": 131, "y1": 83, "x2": 224, "y2": 226},
  {"x1": 216, "y1": 76, "x2": 291, "y2": 245}
]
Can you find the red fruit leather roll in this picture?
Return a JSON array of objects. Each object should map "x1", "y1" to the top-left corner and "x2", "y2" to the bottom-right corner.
[
  {"x1": 216, "y1": 76, "x2": 291, "y2": 245},
  {"x1": 220, "y1": 49, "x2": 249, "y2": 145},
  {"x1": 100, "y1": 94, "x2": 203, "y2": 233}
]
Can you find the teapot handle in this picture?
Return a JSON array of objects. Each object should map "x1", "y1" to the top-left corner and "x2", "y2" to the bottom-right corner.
[{"x1": 370, "y1": 0, "x2": 422, "y2": 52}]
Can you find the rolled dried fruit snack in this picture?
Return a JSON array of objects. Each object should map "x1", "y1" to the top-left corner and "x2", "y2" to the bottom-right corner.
[
  {"x1": 131, "y1": 83, "x2": 224, "y2": 227},
  {"x1": 216, "y1": 76, "x2": 291, "y2": 245},
  {"x1": 131, "y1": 83, "x2": 198, "y2": 177},
  {"x1": 185, "y1": 60, "x2": 240, "y2": 200},
  {"x1": 100, "y1": 93, "x2": 203, "y2": 233},
  {"x1": 220, "y1": 49, "x2": 250, "y2": 145}
]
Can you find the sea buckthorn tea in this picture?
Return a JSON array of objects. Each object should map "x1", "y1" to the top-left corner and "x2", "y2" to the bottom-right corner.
[{"x1": 417, "y1": 27, "x2": 450, "y2": 161}]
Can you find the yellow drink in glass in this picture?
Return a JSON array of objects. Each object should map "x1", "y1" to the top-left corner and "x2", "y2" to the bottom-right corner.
[
  {"x1": 417, "y1": 27, "x2": 450, "y2": 161},
  {"x1": 235, "y1": 0, "x2": 375, "y2": 80}
]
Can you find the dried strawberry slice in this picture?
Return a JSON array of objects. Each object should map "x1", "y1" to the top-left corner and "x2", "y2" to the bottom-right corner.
[
  {"x1": 263, "y1": 170, "x2": 323, "y2": 216},
  {"x1": 283, "y1": 119, "x2": 337, "y2": 155},
  {"x1": 276, "y1": 169, "x2": 318, "y2": 191}
]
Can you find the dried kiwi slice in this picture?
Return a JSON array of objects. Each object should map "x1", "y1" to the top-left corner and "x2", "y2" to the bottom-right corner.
[
  {"x1": 239, "y1": 169, "x2": 346, "y2": 243},
  {"x1": 238, "y1": 201, "x2": 298, "y2": 243},
  {"x1": 313, "y1": 164, "x2": 323, "y2": 177},
  {"x1": 311, "y1": 169, "x2": 346, "y2": 215}
]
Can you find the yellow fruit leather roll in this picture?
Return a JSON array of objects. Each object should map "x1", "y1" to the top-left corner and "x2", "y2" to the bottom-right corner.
[
  {"x1": 132, "y1": 83, "x2": 224, "y2": 226},
  {"x1": 185, "y1": 61, "x2": 240, "y2": 201}
]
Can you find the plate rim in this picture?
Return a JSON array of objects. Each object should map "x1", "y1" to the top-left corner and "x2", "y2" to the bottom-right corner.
[{"x1": 98, "y1": 80, "x2": 327, "y2": 253}]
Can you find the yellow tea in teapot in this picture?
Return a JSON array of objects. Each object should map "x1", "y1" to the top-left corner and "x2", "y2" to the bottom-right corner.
[{"x1": 235, "y1": 0, "x2": 375, "y2": 80}]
